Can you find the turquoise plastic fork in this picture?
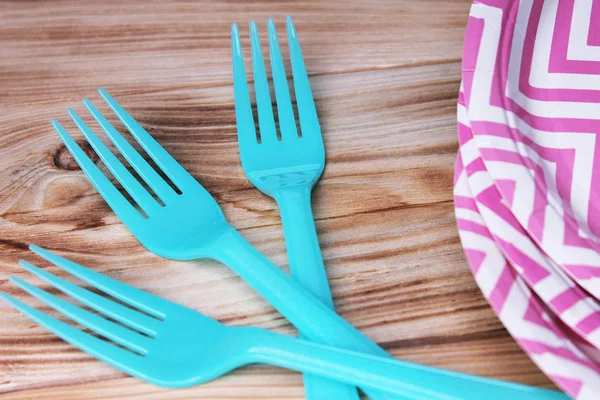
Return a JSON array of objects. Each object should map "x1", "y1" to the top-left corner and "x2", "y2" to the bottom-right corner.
[
  {"x1": 52, "y1": 89, "x2": 391, "y2": 399},
  {"x1": 232, "y1": 17, "x2": 357, "y2": 400},
  {"x1": 51, "y1": 90, "x2": 567, "y2": 399},
  {"x1": 1, "y1": 246, "x2": 569, "y2": 399}
]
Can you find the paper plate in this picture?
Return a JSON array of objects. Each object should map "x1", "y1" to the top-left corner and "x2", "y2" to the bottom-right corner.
[
  {"x1": 461, "y1": 0, "x2": 600, "y2": 296},
  {"x1": 454, "y1": 154, "x2": 600, "y2": 400},
  {"x1": 458, "y1": 99, "x2": 600, "y2": 350}
]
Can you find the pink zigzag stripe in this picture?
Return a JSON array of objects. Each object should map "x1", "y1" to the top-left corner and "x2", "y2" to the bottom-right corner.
[
  {"x1": 464, "y1": 1, "x2": 600, "y2": 238},
  {"x1": 455, "y1": 162, "x2": 600, "y2": 397},
  {"x1": 551, "y1": 0, "x2": 600, "y2": 74},
  {"x1": 457, "y1": 1, "x2": 600, "y2": 396},
  {"x1": 459, "y1": 111, "x2": 600, "y2": 349},
  {"x1": 462, "y1": 0, "x2": 600, "y2": 285},
  {"x1": 588, "y1": 0, "x2": 600, "y2": 47}
]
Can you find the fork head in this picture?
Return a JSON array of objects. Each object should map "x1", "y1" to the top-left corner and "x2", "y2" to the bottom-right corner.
[
  {"x1": 1, "y1": 245, "x2": 255, "y2": 387},
  {"x1": 232, "y1": 17, "x2": 325, "y2": 198},
  {"x1": 52, "y1": 89, "x2": 230, "y2": 261}
]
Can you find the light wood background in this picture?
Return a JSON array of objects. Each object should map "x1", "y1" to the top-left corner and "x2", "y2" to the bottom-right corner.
[{"x1": 0, "y1": 0, "x2": 557, "y2": 399}]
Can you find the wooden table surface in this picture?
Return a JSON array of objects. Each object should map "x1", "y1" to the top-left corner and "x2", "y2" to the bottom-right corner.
[{"x1": 0, "y1": 0, "x2": 557, "y2": 398}]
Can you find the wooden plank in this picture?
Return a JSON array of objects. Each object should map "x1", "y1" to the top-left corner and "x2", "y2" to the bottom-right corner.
[{"x1": 0, "y1": 0, "x2": 557, "y2": 398}]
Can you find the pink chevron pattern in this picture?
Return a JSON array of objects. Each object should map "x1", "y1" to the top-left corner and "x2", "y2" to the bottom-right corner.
[
  {"x1": 462, "y1": 1, "x2": 600, "y2": 297},
  {"x1": 454, "y1": 155, "x2": 600, "y2": 399},
  {"x1": 455, "y1": 0, "x2": 600, "y2": 396},
  {"x1": 458, "y1": 103, "x2": 600, "y2": 348}
]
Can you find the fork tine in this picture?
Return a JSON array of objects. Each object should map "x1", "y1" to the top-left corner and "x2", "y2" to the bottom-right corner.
[
  {"x1": 0, "y1": 292, "x2": 145, "y2": 372},
  {"x1": 68, "y1": 108, "x2": 161, "y2": 216},
  {"x1": 231, "y1": 23, "x2": 259, "y2": 149},
  {"x1": 29, "y1": 245, "x2": 169, "y2": 319},
  {"x1": 267, "y1": 19, "x2": 298, "y2": 140},
  {"x1": 10, "y1": 276, "x2": 151, "y2": 355},
  {"x1": 286, "y1": 17, "x2": 322, "y2": 140},
  {"x1": 52, "y1": 120, "x2": 144, "y2": 227},
  {"x1": 82, "y1": 99, "x2": 178, "y2": 203},
  {"x1": 19, "y1": 260, "x2": 160, "y2": 337},
  {"x1": 250, "y1": 21, "x2": 278, "y2": 144},
  {"x1": 97, "y1": 89, "x2": 197, "y2": 191}
]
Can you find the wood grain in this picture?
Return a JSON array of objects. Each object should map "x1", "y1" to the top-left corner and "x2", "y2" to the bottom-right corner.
[{"x1": 0, "y1": 0, "x2": 557, "y2": 398}]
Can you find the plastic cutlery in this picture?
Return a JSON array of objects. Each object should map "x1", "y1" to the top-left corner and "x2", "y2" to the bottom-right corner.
[
  {"x1": 232, "y1": 17, "x2": 357, "y2": 399},
  {"x1": 52, "y1": 88, "x2": 397, "y2": 398},
  {"x1": 50, "y1": 89, "x2": 567, "y2": 399},
  {"x1": 1, "y1": 246, "x2": 569, "y2": 399}
]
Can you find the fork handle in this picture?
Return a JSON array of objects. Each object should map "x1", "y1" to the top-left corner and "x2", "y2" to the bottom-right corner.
[
  {"x1": 274, "y1": 185, "x2": 333, "y2": 305},
  {"x1": 275, "y1": 185, "x2": 360, "y2": 400},
  {"x1": 210, "y1": 227, "x2": 404, "y2": 400},
  {"x1": 245, "y1": 328, "x2": 569, "y2": 400}
]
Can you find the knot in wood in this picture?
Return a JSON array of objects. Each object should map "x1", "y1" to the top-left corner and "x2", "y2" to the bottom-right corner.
[{"x1": 53, "y1": 142, "x2": 99, "y2": 170}]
